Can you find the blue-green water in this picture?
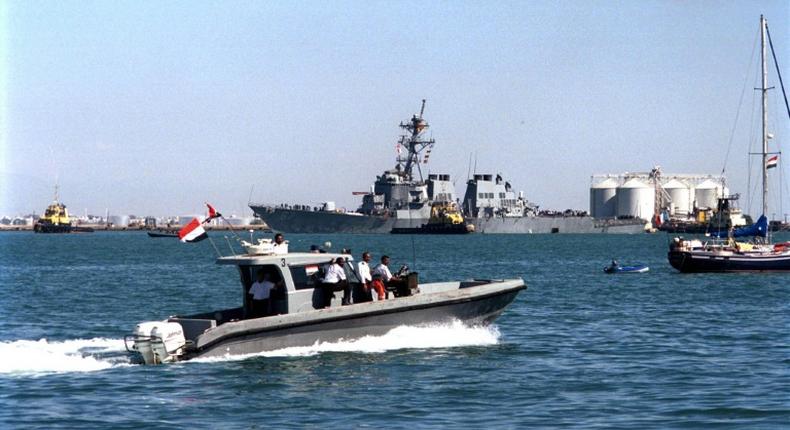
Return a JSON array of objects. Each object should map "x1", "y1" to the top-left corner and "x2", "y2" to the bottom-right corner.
[{"x1": 1, "y1": 232, "x2": 788, "y2": 429}]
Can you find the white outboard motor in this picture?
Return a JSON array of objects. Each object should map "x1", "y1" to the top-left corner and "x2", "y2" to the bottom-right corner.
[
  {"x1": 150, "y1": 322, "x2": 186, "y2": 364},
  {"x1": 129, "y1": 321, "x2": 162, "y2": 365},
  {"x1": 128, "y1": 321, "x2": 186, "y2": 365}
]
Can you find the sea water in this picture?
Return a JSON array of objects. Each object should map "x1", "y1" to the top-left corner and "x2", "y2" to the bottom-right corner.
[{"x1": 0, "y1": 232, "x2": 787, "y2": 428}]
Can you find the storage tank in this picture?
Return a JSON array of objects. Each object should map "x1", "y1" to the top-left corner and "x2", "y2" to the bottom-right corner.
[
  {"x1": 662, "y1": 179, "x2": 692, "y2": 215},
  {"x1": 224, "y1": 217, "x2": 253, "y2": 227},
  {"x1": 589, "y1": 178, "x2": 618, "y2": 218},
  {"x1": 616, "y1": 178, "x2": 655, "y2": 219},
  {"x1": 178, "y1": 215, "x2": 205, "y2": 226},
  {"x1": 108, "y1": 215, "x2": 130, "y2": 227},
  {"x1": 693, "y1": 180, "x2": 721, "y2": 210}
]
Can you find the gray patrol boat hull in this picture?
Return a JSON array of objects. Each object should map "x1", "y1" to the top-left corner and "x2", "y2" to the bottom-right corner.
[
  {"x1": 249, "y1": 206, "x2": 645, "y2": 234},
  {"x1": 187, "y1": 280, "x2": 524, "y2": 360}
]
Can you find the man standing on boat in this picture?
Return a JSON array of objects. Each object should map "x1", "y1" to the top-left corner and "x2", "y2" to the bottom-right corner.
[
  {"x1": 249, "y1": 270, "x2": 275, "y2": 318},
  {"x1": 272, "y1": 233, "x2": 288, "y2": 254},
  {"x1": 358, "y1": 252, "x2": 374, "y2": 302},
  {"x1": 322, "y1": 257, "x2": 351, "y2": 306}
]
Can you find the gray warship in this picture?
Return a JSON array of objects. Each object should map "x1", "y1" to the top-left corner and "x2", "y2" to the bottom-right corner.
[{"x1": 250, "y1": 101, "x2": 646, "y2": 234}]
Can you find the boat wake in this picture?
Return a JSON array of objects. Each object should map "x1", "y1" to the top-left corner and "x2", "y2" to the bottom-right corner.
[
  {"x1": 0, "y1": 322, "x2": 500, "y2": 374},
  {"x1": 193, "y1": 320, "x2": 500, "y2": 363},
  {"x1": 0, "y1": 337, "x2": 130, "y2": 376}
]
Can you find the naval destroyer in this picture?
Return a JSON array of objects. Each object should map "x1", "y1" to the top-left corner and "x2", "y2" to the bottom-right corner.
[{"x1": 250, "y1": 101, "x2": 646, "y2": 234}]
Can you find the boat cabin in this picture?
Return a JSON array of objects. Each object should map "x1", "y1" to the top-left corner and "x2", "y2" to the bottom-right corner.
[{"x1": 163, "y1": 251, "x2": 418, "y2": 345}]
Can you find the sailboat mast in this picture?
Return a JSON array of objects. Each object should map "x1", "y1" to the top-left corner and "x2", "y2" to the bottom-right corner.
[{"x1": 761, "y1": 15, "x2": 769, "y2": 218}]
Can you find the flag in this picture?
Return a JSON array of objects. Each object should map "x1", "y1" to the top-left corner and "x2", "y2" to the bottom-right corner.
[
  {"x1": 178, "y1": 218, "x2": 208, "y2": 242},
  {"x1": 205, "y1": 203, "x2": 222, "y2": 221},
  {"x1": 766, "y1": 155, "x2": 779, "y2": 169},
  {"x1": 396, "y1": 143, "x2": 402, "y2": 155}
]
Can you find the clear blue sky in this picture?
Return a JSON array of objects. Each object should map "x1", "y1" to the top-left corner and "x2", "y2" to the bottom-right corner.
[{"x1": 1, "y1": 1, "x2": 788, "y2": 218}]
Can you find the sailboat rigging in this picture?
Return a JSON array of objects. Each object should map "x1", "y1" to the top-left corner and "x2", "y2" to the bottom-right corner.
[{"x1": 668, "y1": 15, "x2": 790, "y2": 272}]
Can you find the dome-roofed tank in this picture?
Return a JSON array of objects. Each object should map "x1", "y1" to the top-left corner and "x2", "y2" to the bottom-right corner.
[
  {"x1": 662, "y1": 179, "x2": 692, "y2": 215},
  {"x1": 590, "y1": 178, "x2": 618, "y2": 218},
  {"x1": 694, "y1": 180, "x2": 722, "y2": 210},
  {"x1": 616, "y1": 178, "x2": 655, "y2": 219}
]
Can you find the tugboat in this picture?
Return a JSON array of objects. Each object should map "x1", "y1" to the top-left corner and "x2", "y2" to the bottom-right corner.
[
  {"x1": 668, "y1": 16, "x2": 790, "y2": 272},
  {"x1": 33, "y1": 186, "x2": 94, "y2": 233},
  {"x1": 390, "y1": 202, "x2": 474, "y2": 234},
  {"x1": 125, "y1": 244, "x2": 524, "y2": 364}
]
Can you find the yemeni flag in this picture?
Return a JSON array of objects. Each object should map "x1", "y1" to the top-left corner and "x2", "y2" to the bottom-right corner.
[
  {"x1": 178, "y1": 218, "x2": 208, "y2": 242},
  {"x1": 766, "y1": 155, "x2": 779, "y2": 169},
  {"x1": 206, "y1": 203, "x2": 222, "y2": 221}
]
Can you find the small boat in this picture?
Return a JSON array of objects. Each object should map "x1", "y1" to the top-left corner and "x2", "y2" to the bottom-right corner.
[
  {"x1": 33, "y1": 185, "x2": 94, "y2": 233},
  {"x1": 147, "y1": 230, "x2": 179, "y2": 238},
  {"x1": 604, "y1": 264, "x2": 649, "y2": 274},
  {"x1": 390, "y1": 202, "x2": 475, "y2": 234},
  {"x1": 125, "y1": 246, "x2": 524, "y2": 364}
]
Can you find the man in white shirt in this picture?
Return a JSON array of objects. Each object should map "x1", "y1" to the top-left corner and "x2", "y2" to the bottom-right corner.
[
  {"x1": 322, "y1": 257, "x2": 351, "y2": 306},
  {"x1": 372, "y1": 255, "x2": 399, "y2": 299},
  {"x1": 272, "y1": 233, "x2": 288, "y2": 255},
  {"x1": 248, "y1": 271, "x2": 275, "y2": 318},
  {"x1": 358, "y1": 252, "x2": 373, "y2": 302}
]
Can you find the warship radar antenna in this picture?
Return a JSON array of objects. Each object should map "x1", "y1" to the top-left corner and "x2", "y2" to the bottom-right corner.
[{"x1": 395, "y1": 99, "x2": 436, "y2": 182}]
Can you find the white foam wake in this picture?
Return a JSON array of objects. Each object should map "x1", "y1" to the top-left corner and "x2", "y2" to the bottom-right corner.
[
  {"x1": 0, "y1": 337, "x2": 129, "y2": 376},
  {"x1": 194, "y1": 320, "x2": 500, "y2": 363}
]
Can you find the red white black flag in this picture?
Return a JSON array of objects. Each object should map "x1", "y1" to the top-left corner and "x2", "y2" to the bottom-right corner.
[
  {"x1": 205, "y1": 202, "x2": 222, "y2": 222},
  {"x1": 766, "y1": 155, "x2": 779, "y2": 169},
  {"x1": 178, "y1": 218, "x2": 208, "y2": 242}
]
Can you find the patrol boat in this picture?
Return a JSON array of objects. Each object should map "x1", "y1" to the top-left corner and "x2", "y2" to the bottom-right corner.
[
  {"x1": 125, "y1": 246, "x2": 525, "y2": 364},
  {"x1": 250, "y1": 101, "x2": 645, "y2": 234}
]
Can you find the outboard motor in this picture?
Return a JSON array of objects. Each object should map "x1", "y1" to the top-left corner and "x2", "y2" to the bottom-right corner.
[{"x1": 126, "y1": 321, "x2": 186, "y2": 365}]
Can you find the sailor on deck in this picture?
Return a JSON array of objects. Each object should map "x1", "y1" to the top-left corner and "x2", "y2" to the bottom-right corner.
[
  {"x1": 272, "y1": 233, "x2": 288, "y2": 255},
  {"x1": 322, "y1": 257, "x2": 351, "y2": 306}
]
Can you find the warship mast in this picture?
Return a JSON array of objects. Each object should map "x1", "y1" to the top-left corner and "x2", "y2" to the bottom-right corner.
[{"x1": 395, "y1": 99, "x2": 435, "y2": 182}]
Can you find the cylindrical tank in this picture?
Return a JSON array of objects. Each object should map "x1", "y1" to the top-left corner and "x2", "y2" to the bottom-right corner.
[
  {"x1": 662, "y1": 179, "x2": 692, "y2": 215},
  {"x1": 225, "y1": 217, "x2": 253, "y2": 227},
  {"x1": 178, "y1": 215, "x2": 204, "y2": 226},
  {"x1": 108, "y1": 215, "x2": 130, "y2": 227},
  {"x1": 616, "y1": 178, "x2": 655, "y2": 219},
  {"x1": 590, "y1": 178, "x2": 618, "y2": 218},
  {"x1": 693, "y1": 180, "x2": 721, "y2": 210}
]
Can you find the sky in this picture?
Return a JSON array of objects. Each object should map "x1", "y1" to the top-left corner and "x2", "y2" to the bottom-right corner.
[{"x1": 1, "y1": 0, "x2": 789, "y2": 219}]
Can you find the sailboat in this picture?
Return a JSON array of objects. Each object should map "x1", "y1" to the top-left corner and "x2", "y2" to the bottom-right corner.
[{"x1": 668, "y1": 15, "x2": 790, "y2": 272}]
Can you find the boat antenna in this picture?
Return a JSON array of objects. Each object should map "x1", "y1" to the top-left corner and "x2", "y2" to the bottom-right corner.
[{"x1": 467, "y1": 152, "x2": 473, "y2": 180}]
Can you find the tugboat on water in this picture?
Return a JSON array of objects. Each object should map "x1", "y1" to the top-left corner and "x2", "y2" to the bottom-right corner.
[
  {"x1": 391, "y1": 201, "x2": 474, "y2": 234},
  {"x1": 33, "y1": 186, "x2": 94, "y2": 233}
]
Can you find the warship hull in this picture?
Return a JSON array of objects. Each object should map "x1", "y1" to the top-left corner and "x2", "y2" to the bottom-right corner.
[{"x1": 250, "y1": 206, "x2": 646, "y2": 234}]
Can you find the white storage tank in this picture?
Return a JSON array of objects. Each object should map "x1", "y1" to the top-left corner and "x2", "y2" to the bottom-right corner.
[
  {"x1": 616, "y1": 178, "x2": 655, "y2": 220},
  {"x1": 693, "y1": 180, "x2": 721, "y2": 210},
  {"x1": 589, "y1": 178, "x2": 618, "y2": 218},
  {"x1": 108, "y1": 215, "x2": 130, "y2": 227},
  {"x1": 224, "y1": 217, "x2": 253, "y2": 227},
  {"x1": 178, "y1": 215, "x2": 205, "y2": 226},
  {"x1": 662, "y1": 179, "x2": 692, "y2": 215}
]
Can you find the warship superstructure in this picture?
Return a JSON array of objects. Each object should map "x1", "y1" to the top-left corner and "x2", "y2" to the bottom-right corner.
[{"x1": 250, "y1": 101, "x2": 646, "y2": 234}]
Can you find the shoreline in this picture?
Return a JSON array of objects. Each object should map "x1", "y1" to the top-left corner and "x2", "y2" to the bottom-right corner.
[{"x1": 0, "y1": 225, "x2": 272, "y2": 233}]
